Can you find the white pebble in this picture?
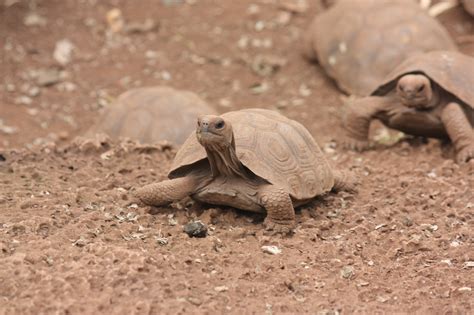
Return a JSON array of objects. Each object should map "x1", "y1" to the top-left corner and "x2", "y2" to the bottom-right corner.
[{"x1": 261, "y1": 245, "x2": 281, "y2": 255}]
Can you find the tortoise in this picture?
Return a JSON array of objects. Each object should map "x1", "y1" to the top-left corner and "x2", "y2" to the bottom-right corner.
[
  {"x1": 135, "y1": 108, "x2": 355, "y2": 234},
  {"x1": 303, "y1": 0, "x2": 457, "y2": 96},
  {"x1": 343, "y1": 50, "x2": 474, "y2": 163},
  {"x1": 87, "y1": 86, "x2": 217, "y2": 145}
]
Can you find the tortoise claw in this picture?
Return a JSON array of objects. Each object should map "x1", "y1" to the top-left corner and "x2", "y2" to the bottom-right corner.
[
  {"x1": 263, "y1": 218, "x2": 295, "y2": 235},
  {"x1": 342, "y1": 137, "x2": 370, "y2": 152},
  {"x1": 456, "y1": 145, "x2": 474, "y2": 164}
]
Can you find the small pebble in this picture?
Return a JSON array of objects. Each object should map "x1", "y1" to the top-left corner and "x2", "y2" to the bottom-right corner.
[
  {"x1": 214, "y1": 285, "x2": 229, "y2": 292},
  {"x1": 463, "y1": 261, "x2": 474, "y2": 268},
  {"x1": 340, "y1": 265, "x2": 355, "y2": 279},
  {"x1": 53, "y1": 39, "x2": 74, "y2": 65},
  {"x1": 183, "y1": 221, "x2": 208, "y2": 238},
  {"x1": 261, "y1": 245, "x2": 281, "y2": 255},
  {"x1": 36, "y1": 68, "x2": 61, "y2": 87}
]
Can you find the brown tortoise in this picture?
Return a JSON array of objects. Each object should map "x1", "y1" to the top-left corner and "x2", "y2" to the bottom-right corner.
[
  {"x1": 135, "y1": 109, "x2": 354, "y2": 234},
  {"x1": 303, "y1": 0, "x2": 457, "y2": 96},
  {"x1": 343, "y1": 50, "x2": 474, "y2": 163},
  {"x1": 87, "y1": 86, "x2": 217, "y2": 145}
]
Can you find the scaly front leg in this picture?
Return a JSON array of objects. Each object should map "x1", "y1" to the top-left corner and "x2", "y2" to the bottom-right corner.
[
  {"x1": 259, "y1": 185, "x2": 296, "y2": 235},
  {"x1": 134, "y1": 176, "x2": 201, "y2": 206},
  {"x1": 441, "y1": 102, "x2": 474, "y2": 163},
  {"x1": 342, "y1": 96, "x2": 395, "y2": 151}
]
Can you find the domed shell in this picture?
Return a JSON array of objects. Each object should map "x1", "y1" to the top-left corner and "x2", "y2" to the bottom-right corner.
[
  {"x1": 307, "y1": 0, "x2": 457, "y2": 96},
  {"x1": 170, "y1": 109, "x2": 335, "y2": 201},
  {"x1": 372, "y1": 51, "x2": 474, "y2": 109},
  {"x1": 87, "y1": 86, "x2": 217, "y2": 145}
]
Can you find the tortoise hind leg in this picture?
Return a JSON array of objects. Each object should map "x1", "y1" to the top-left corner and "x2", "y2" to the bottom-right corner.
[
  {"x1": 332, "y1": 169, "x2": 358, "y2": 193},
  {"x1": 441, "y1": 102, "x2": 474, "y2": 163},
  {"x1": 259, "y1": 185, "x2": 296, "y2": 235},
  {"x1": 134, "y1": 176, "x2": 200, "y2": 206}
]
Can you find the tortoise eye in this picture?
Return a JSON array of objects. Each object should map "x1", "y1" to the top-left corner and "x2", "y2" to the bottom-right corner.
[
  {"x1": 417, "y1": 85, "x2": 425, "y2": 92},
  {"x1": 215, "y1": 121, "x2": 225, "y2": 129}
]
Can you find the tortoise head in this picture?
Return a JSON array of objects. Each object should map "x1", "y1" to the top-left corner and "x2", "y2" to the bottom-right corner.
[
  {"x1": 196, "y1": 115, "x2": 234, "y2": 149},
  {"x1": 396, "y1": 74, "x2": 435, "y2": 110}
]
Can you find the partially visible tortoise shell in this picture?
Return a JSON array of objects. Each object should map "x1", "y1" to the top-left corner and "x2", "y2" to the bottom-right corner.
[
  {"x1": 372, "y1": 50, "x2": 474, "y2": 109},
  {"x1": 169, "y1": 108, "x2": 334, "y2": 201},
  {"x1": 306, "y1": 0, "x2": 457, "y2": 96},
  {"x1": 87, "y1": 86, "x2": 217, "y2": 145}
]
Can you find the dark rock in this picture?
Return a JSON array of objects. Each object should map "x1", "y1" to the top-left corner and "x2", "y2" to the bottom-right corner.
[{"x1": 183, "y1": 220, "x2": 208, "y2": 238}]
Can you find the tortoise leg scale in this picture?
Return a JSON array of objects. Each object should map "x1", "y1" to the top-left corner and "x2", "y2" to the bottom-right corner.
[
  {"x1": 259, "y1": 185, "x2": 296, "y2": 235},
  {"x1": 342, "y1": 96, "x2": 394, "y2": 151},
  {"x1": 135, "y1": 176, "x2": 199, "y2": 206},
  {"x1": 332, "y1": 169, "x2": 358, "y2": 193},
  {"x1": 441, "y1": 102, "x2": 474, "y2": 163}
]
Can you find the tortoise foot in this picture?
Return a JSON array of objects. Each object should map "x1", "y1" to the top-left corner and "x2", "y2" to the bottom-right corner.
[
  {"x1": 343, "y1": 137, "x2": 370, "y2": 152},
  {"x1": 456, "y1": 144, "x2": 474, "y2": 164},
  {"x1": 263, "y1": 218, "x2": 295, "y2": 235}
]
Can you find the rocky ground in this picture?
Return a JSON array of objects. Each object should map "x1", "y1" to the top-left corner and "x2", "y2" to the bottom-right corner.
[{"x1": 1, "y1": 0, "x2": 473, "y2": 314}]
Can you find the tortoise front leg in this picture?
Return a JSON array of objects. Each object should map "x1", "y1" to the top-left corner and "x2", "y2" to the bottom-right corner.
[
  {"x1": 135, "y1": 176, "x2": 200, "y2": 206},
  {"x1": 259, "y1": 185, "x2": 296, "y2": 235},
  {"x1": 343, "y1": 96, "x2": 394, "y2": 151},
  {"x1": 441, "y1": 102, "x2": 474, "y2": 163}
]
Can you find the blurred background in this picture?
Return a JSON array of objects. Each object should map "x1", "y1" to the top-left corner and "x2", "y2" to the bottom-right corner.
[{"x1": 1, "y1": 0, "x2": 473, "y2": 149}]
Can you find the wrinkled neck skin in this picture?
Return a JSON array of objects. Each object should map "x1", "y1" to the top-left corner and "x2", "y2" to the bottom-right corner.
[
  {"x1": 203, "y1": 136, "x2": 249, "y2": 179},
  {"x1": 427, "y1": 87, "x2": 441, "y2": 109}
]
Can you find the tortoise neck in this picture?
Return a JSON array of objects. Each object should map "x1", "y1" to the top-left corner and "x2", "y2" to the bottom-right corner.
[
  {"x1": 428, "y1": 87, "x2": 440, "y2": 107},
  {"x1": 204, "y1": 135, "x2": 248, "y2": 178}
]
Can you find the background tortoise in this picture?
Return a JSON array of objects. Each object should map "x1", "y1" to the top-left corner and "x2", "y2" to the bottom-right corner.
[
  {"x1": 303, "y1": 0, "x2": 457, "y2": 96},
  {"x1": 87, "y1": 86, "x2": 217, "y2": 145},
  {"x1": 136, "y1": 108, "x2": 354, "y2": 234},
  {"x1": 343, "y1": 50, "x2": 474, "y2": 163}
]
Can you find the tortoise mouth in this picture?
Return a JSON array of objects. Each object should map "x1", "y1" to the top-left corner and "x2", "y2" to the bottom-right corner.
[
  {"x1": 196, "y1": 130, "x2": 224, "y2": 146},
  {"x1": 400, "y1": 96, "x2": 433, "y2": 110}
]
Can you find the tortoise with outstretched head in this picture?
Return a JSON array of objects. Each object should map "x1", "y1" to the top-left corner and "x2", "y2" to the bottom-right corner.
[
  {"x1": 87, "y1": 86, "x2": 217, "y2": 145},
  {"x1": 343, "y1": 50, "x2": 474, "y2": 163},
  {"x1": 303, "y1": 0, "x2": 457, "y2": 96},
  {"x1": 135, "y1": 108, "x2": 355, "y2": 234}
]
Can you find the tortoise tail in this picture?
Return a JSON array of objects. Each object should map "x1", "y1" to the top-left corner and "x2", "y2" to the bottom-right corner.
[{"x1": 332, "y1": 169, "x2": 358, "y2": 193}]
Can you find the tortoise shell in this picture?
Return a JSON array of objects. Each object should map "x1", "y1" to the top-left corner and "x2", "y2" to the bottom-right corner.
[
  {"x1": 169, "y1": 109, "x2": 334, "y2": 201},
  {"x1": 306, "y1": 0, "x2": 457, "y2": 96},
  {"x1": 372, "y1": 50, "x2": 474, "y2": 109},
  {"x1": 87, "y1": 86, "x2": 217, "y2": 145}
]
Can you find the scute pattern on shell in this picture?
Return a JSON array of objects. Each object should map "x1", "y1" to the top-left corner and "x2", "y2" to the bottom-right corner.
[
  {"x1": 308, "y1": 0, "x2": 457, "y2": 96},
  {"x1": 87, "y1": 86, "x2": 216, "y2": 145},
  {"x1": 170, "y1": 109, "x2": 334, "y2": 200},
  {"x1": 373, "y1": 51, "x2": 474, "y2": 109}
]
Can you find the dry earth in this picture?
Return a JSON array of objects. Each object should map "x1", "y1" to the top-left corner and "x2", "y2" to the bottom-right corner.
[{"x1": 1, "y1": 0, "x2": 473, "y2": 314}]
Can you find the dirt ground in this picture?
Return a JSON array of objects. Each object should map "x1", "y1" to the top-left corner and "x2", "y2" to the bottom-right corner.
[{"x1": 1, "y1": 0, "x2": 473, "y2": 314}]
